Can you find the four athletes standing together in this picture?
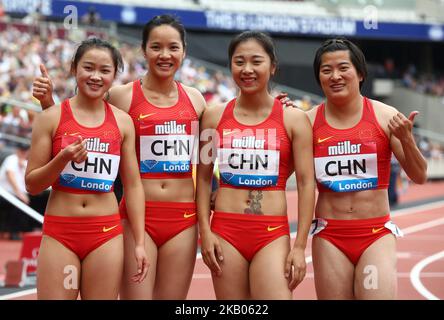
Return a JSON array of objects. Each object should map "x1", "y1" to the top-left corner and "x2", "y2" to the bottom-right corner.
[{"x1": 28, "y1": 14, "x2": 427, "y2": 300}]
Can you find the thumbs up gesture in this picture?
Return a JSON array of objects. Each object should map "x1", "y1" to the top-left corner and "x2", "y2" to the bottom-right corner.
[
  {"x1": 388, "y1": 111, "x2": 419, "y2": 143},
  {"x1": 32, "y1": 64, "x2": 55, "y2": 110}
]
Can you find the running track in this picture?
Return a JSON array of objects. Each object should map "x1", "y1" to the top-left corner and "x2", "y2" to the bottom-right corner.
[{"x1": 1, "y1": 181, "x2": 443, "y2": 300}]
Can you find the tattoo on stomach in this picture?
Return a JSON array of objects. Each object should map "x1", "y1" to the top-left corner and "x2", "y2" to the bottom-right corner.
[{"x1": 244, "y1": 190, "x2": 263, "y2": 215}]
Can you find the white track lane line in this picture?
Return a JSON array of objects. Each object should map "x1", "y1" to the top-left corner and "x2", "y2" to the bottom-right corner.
[
  {"x1": 410, "y1": 250, "x2": 444, "y2": 300},
  {"x1": 0, "y1": 288, "x2": 37, "y2": 301}
]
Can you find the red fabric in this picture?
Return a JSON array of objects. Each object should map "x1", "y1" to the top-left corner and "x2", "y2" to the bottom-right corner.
[
  {"x1": 42, "y1": 213, "x2": 122, "y2": 260},
  {"x1": 127, "y1": 80, "x2": 198, "y2": 179},
  {"x1": 51, "y1": 99, "x2": 121, "y2": 194},
  {"x1": 314, "y1": 214, "x2": 392, "y2": 265},
  {"x1": 120, "y1": 198, "x2": 196, "y2": 247},
  {"x1": 216, "y1": 98, "x2": 293, "y2": 191},
  {"x1": 211, "y1": 211, "x2": 289, "y2": 262},
  {"x1": 313, "y1": 97, "x2": 391, "y2": 192}
]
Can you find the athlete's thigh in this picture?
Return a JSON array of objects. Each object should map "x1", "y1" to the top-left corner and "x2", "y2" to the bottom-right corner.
[
  {"x1": 80, "y1": 234, "x2": 124, "y2": 300},
  {"x1": 154, "y1": 225, "x2": 197, "y2": 299},
  {"x1": 354, "y1": 234, "x2": 397, "y2": 300},
  {"x1": 312, "y1": 236, "x2": 355, "y2": 300},
  {"x1": 212, "y1": 235, "x2": 250, "y2": 300},
  {"x1": 250, "y1": 235, "x2": 292, "y2": 300},
  {"x1": 37, "y1": 235, "x2": 81, "y2": 300},
  {"x1": 119, "y1": 220, "x2": 157, "y2": 300}
]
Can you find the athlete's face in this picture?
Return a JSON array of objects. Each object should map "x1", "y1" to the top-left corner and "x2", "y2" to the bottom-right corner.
[
  {"x1": 74, "y1": 48, "x2": 116, "y2": 99},
  {"x1": 143, "y1": 25, "x2": 185, "y2": 78},
  {"x1": 230, "y1": 39, "x2": 276, "y2": 94},
  {"x1": 319, "y1": 50, "x2": 363, "y2": 102}
]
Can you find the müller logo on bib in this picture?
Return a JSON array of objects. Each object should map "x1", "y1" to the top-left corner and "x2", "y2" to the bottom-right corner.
[
  {"x1": 314, "y1": 139, "x2": 379, "y2": 192},
  {"x1": 139, "y1": 119, "x2": 198, "y2": 173},
  {"x1": 59, "y1": 136, "x2": 121, "y2": 192}
]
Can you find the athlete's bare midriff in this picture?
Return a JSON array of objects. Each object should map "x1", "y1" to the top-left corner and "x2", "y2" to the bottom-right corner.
[
  {"x1": 142, "y1": 178, "x2": 195, "y2": 202},
  {"x1": 215, "y1": 187, "x2": 287, "y2": 216},
  {"x1": 46, "y1": 190, "x2": 119, "y2": 216},
  {"x1": 315, "y1": 188, "x2": 390, "y2": 220}
]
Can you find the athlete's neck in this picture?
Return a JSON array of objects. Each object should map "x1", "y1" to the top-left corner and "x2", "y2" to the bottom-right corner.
[
  {"x1": 325, "y1": 93, "x2": 363, "y2": 119},
  {"x1": 71, "y1": 94, "x2": 104, "y2": 112},
  {"x1": 142, "y1": 73, "x2": 177, "y2": 96},
  {"x1": 236, "y1": 91, "x2": 274, "y2": 113}
]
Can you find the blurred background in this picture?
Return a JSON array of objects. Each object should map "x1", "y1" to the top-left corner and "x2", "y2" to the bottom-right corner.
[{"x1": 0, "y1": 0, "x2": 443, "y2": 298}]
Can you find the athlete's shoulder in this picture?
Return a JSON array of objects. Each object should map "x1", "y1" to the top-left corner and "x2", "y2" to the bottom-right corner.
[
  {"x1": 109, "y1": 81, "x2": 133, "y2": 94},
  {"x1": 204, "y1": 102, "x2": 226, "y2": 117},
  {"x1": 283, "y1": 105, "x2": 307, "y2": 118},
  {"x1": 180, "y1": 83, "x2": 206, "y2": 115},
  {"x1": 109, "y1": 103, "x2": 132, "y2": 123},
  {"x1": 201, "y1": 102, "x2": 226, "y2": 128},
  {"x1": 108, "y1": 82, "x2": 134, "y2": 112},
  {"x1": 33, "y1": 103, "x2": 61, "y2": 133},
  {"x1": 369, "y1": 98, "x2": 398, "y2": 118},
  {"x1": 37, "y1": 103, "x2": 61, "y2": 121},
  {"x1": 305, "y1": 104, "x2": 322, "y2": 124},
  {"x1": 181, "y1": 83, "x2": 204, "y2": 98}
]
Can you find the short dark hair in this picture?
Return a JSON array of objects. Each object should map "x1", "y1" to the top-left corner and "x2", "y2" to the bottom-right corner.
[
  {"x1": 141, "y1": 14, "x2": 186, "y2": 51},
  {"x1": 70, "y1": 38, "x2": 123, "y2": 76},
  {"x1": 313, "y1": 38, "x2": 367, "y2": 89}
]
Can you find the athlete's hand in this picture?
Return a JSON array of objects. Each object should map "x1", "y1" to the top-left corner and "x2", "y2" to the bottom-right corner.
[
  {"x1": 132, "y1": 244, "x2": 149, "y2": 283},
  {"x1": 61, "y1": 136, "x2": 88, "y2": 163},
  {"x1": 32, "y1": 64, "x2": 55, "y2": 109},
  {"x1": 275, "y1": 92, "x2": 296, "y2": 108},
  {"x1": 388, "y1": 111, "x2": 418, "y2": 143},
  {"x1": 285, "y1": 246, "x2": 307, "y2": 291},
  {"x1": 201, "y1": 231, "x2": 223, "y2": 277}
]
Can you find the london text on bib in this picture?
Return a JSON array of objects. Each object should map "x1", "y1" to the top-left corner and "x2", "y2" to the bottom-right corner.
[
  {"x1": 315, "y1": 140, "x2": 378, "y2": 192},
  {"x1": 59, "y1": 136, "x2": 120, "y2": 192},
  {"x1": 139, "y1": 119, "x2": 197, "y2": 173}
]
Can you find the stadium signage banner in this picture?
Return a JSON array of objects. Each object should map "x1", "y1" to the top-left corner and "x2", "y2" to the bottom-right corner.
[
  {"x1": 204, "y1": 11, "x2": 356, "y2": 36},
  {"x1": 5, "y1": 0, "x2": 443, "y2": 41},
  {"x1": 3, "y1": 0, "x2": 52, "y2": 15}
]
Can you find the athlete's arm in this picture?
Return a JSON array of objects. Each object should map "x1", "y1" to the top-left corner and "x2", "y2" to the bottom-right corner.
[
  {"x1": 283, "y1": 108, "x2": 315, "y2": 290},
  {"x1": 374, "y1": 101, "x2": 427, "y2": 184},
  {"x1": 196, "y1": 105, "x2": 223, "y2": 276},
  {"x1": 114, "y1": 107, "x2": 149, "y2": 283},
  {"x1": 25, "y1": 108, "x2": 87, "y2": 195}
]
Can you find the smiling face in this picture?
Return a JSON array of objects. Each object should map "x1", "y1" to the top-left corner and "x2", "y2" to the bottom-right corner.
[
  {"x1": 73, "y1": 48, "x2": 116, "y2": 99},
  {"x1": 230, "y1": 39, "x2": 276, "y2": 94},
  {"x1": 143, "y1": 25, "x2": 185, "y2": 79},
  {"x1": 318, "y1": 50, "x2": 363, "y2": 102}
]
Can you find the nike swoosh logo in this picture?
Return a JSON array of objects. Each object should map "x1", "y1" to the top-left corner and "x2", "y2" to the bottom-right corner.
[
  {"x1": 223, "y1": 130, "x2": 237, "y2": 136},
  {"x1": 183, "y1": 212, "x2": 197, "y2": 219},
  {"x1": 103, "y1": 225, "x2": 119, "y2": 232},
  {"x1": 64, "y1": 132, "x2": 81, "y2": 136},
  {"x1": 317, "y1": 136, "x2": 333, "y2": 143},
  {"x1": 138, "y1": 113, "x2": 156, "y2": 120},
  {"x1": 267, "y1": 225, "x2": 284, "y2": 232},
  {"x1": 184, "y1": 212, "x2": 197, "y2": 219},
  {"x1": 372, "y1": 226, "x2": 385, "y2": 234}
]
